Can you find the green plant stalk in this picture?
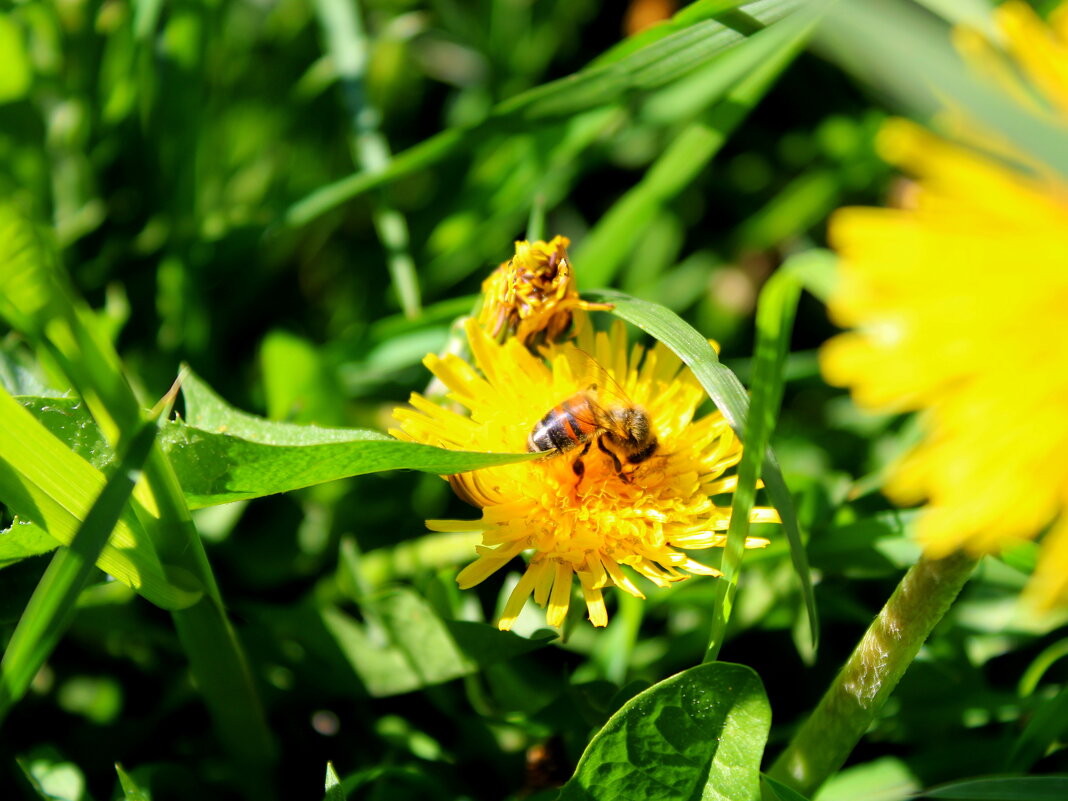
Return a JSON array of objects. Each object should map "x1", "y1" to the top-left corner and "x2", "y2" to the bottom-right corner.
[
  {"x1": 312, "y1": 0, "x2": 421, "y2": 318},
  {"x1": 705, "y1": 270, "x2": 800, "y2": 662},
  {"x1": 768, "y1": 550, "x2": 977, "y2": 797}
]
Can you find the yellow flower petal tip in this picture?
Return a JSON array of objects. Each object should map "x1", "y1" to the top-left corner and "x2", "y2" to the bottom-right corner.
[
  {"x1": 820, "y1": 3, "x2": 1068, "y2": 608},
  {"x1": 394, "y1": 318, "x2": 776, "y2": 629}
]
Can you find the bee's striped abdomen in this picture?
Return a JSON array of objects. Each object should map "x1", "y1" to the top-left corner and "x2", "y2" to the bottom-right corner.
[{"x1": 527, "y1": 395, "x2": 597, "y2": 454}]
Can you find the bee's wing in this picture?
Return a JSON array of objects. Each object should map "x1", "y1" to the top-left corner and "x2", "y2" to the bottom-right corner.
[
  {"x1": 564, "y1": 348, "x2": 635, "y2": 406},
  {"x1": 562, "y1": 348, "x2": 635, "y2": 437}
]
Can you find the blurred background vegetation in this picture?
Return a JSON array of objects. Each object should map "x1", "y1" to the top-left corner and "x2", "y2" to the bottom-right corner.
[{"x1": 1, "y1": 0, "x2": 1065, "y2": 799}]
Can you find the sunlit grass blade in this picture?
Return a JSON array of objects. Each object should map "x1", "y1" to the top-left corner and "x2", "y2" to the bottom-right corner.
[
  {"x1": 325, "y1": 763, "x2": 345, "y2": 801},
  {"x1": 284, "y1": 2, "x2": 802, "y2": 227},
  {"x1": 312, "y1": 0, "x2": 421, "y2": 319},
  {"x1": 115, "y1": 763, "x2": 151, "y2": 801},
  {"x1": 817, "y1": 0, "x2": 1068, "y2": 179},
  {"x1": 583, "y1": 288, "x2": 818, "y2": 649},
  {"x1": 576, "y1": 4, "x2": 819, "y2": 287},
  {"x1": 705, "y1": 266, "x2": 802, "y2": 661},
  {"x1": 0, "y1": 421, "x2": 157, "y2": 725},
  {"x1": 0, "y1": 387, "x2": 201, "y2": 608}
]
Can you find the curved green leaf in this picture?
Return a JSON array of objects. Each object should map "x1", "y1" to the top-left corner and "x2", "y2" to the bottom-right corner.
[
  {"x1": 558, "y1": 662, "x2": 771, "y2": 801},
  {"x1": 167, "y1": 370, "x2": 539, "y2": 508},
  {"x1": 584, "y1": 288, "x2": 817, "y2": 649}
]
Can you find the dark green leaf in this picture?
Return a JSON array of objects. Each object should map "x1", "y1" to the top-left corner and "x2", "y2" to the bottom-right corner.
[{"x1": 558, "y1": 662, "x2": 771, "y2": 801}]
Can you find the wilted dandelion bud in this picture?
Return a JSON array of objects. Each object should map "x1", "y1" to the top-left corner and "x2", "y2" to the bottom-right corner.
[{"x1": 477, "y1": 235, "x2": 610, "y2": 348}]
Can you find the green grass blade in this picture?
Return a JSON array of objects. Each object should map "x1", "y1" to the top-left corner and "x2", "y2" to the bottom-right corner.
[
  {"x1": 575, "y1": 6, "x2": 818, "y2": 287},
  {"x1": 284, "y1": 2, "x2": 802, "y2": 227},
  {"x1": 0, "y1": 202, "x2": 275, "y2": 770},
  {"x1": 0, "y1": 387, "x2": 201, "y2": 609},
  {"x1": 312, "y1": 0, "x2": 421, "y2": 318},
  {"x1": 705, "y1": 268, "x2": 801, "y2": 661},
  {"x1": 0, "y1": 421, "x2": 157, "y2": 725},
  {"x1": 920, "y1": 776, "x2": 1068, "y2": 800},
  {"x1": 325, "y1": 763, "x2": 345, "y2": 801},
  {"x1": 583, "y1": 288, "x2": 818, "y2": 650}
]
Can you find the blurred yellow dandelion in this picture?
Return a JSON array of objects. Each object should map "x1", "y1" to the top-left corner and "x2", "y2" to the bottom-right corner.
[
  {"x1": 821, "y1": 1, "x2": 1068, "y2": 609},
  {"x1": 477, "y1": 235, "x2": 610, "y2": 347},
  {"x1": 392, "y1": 319, "x2": 776, "y2": 630}
]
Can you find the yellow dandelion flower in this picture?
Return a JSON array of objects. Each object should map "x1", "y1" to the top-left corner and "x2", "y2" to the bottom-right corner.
[
  {"x1": 392, "y1": 318, "x2": 777, "y2": 630},
  {"x1": 820, "y1": 2, "x2": 1068, "y2": 609},
  {"x1": 477, "y1": 235, "x2": 611, "y2": 347}
]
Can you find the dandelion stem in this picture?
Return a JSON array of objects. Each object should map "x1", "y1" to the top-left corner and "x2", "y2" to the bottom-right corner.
[{"x1": 767, "y1": 550, "x2": 977, "y2": 797}]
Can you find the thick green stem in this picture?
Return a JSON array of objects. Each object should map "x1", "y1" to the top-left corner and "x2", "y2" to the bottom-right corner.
[{"x1": 768, "y1": 551, "x2": 977, "y2": 797}]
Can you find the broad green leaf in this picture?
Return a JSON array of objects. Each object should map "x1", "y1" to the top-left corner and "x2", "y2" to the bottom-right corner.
[
  {"x1": 919, "y1": 777, "x2": 1068, "y2": 800},
  {"x1": 18, "y1": 396, "x2": 114, "y2": 469},
  {"x1": 584, "y1": 289, "x2": 818, "y2": 649},
  {"x1": 0, "y1": 387, "x2": 200, "y2": 609},
  {"x1": 558, "y1": 662, "x2": 771, "y2": 801},
  {"x1": 321, "y1": 590, "x2": 552, "y2": 697},
  {"x1": 283, "y1": 1, "x2": 800, "y2": 227},
  {"x1": 0, "y1": 520, "x2": 59, "y2": 568},
  {"x1": 707, "y1": 266, "x2": 802, "y2": 660},
  {"x1": 166, "y1": 370, "x2": 540, "y2": 508},
  {"x1": 0, "y1": 422, "x2": 157, "y2": 724}
]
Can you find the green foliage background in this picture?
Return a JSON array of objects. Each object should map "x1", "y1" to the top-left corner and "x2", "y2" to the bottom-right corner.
[{"x1": 0, "y1": 1, "x2": 1066, "y2": 800}]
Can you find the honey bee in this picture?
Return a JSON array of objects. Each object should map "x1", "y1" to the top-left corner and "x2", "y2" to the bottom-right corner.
[{"x1": 526, "y1": 354, "x2": 658, "y2": 480}]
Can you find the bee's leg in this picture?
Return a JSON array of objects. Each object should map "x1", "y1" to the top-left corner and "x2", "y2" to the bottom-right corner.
[
  {"x1": 596, "y1": 436, "x2": 624, "y2": 476},
  {"x1": 572, "y1": 440, "x2": 592, "y2": 480}
]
